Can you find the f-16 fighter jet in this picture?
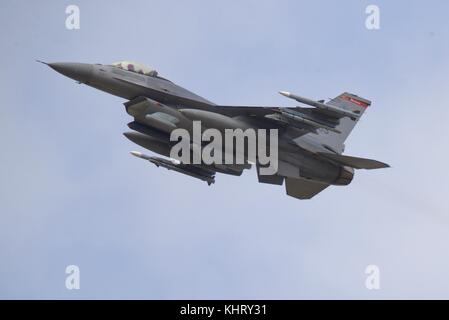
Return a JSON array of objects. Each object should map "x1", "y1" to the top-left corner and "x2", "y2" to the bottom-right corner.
[{"x1": 42, "y1": 60, "x2": 389, "y2": 199}]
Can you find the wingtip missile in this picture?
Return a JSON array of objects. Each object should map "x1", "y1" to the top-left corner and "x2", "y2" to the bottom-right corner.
[{"x1": 279, "y1": 90, "x2": 360, "y2": 119}]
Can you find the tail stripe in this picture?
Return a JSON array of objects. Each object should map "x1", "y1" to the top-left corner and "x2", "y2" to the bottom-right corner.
[{"x1": 340, "y1": 94, "x2": 370, "y2": 108}]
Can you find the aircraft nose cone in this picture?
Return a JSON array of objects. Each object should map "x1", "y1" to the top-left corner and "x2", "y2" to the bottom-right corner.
[{"x1": 48, "y1": 62, "x2": 93, "y2": 83}]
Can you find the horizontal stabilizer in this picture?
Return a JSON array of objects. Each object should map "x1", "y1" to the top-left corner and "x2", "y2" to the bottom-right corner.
[
  {"x1": 285, "y1": 178, "x2": 330, "y2": 200},
  {"x1": 317, "y1": 152, "x2": 390, "y2": 170}
]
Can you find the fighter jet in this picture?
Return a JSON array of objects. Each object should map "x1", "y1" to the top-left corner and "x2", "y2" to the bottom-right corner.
[{"x1": 42, "y1": 60, "x2": 389, "y2": 199}]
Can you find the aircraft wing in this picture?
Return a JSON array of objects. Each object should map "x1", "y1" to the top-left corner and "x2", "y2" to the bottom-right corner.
[
  {"x1": 202, "y1": 105, "x2": 278, "y2": 120},
  {"x1": 212, "y1": 104, "x2": 346, "y2": 134},
  {"x1": 209, "y1": 92, "x2": 370, "y2": 135}
]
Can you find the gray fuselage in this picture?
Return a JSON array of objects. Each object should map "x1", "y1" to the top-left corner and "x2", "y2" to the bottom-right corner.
[{"x1": 47, "y1": 62, "x2": 348, "y2": 186}]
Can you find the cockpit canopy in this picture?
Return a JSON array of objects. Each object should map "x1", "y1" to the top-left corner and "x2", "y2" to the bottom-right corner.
[{"x1": 111, "y1": 61, "x2": 158, "y2": 77}]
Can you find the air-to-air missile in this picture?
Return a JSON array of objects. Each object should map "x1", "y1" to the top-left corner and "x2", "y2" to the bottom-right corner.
[
  {"x1": 130, "y1": 151, "x2": 215, "y2": 185},
  {"x1": 279, "y1": 91, "x2": 361, "y2": 119}
]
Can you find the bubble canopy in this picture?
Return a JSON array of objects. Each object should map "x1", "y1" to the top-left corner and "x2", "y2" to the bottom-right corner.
[{"x1": 111, "y1": 61, "x2": 158, "y2": 77}]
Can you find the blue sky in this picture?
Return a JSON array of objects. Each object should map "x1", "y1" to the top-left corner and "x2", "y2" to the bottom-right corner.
[{"x1": 1, "y1": 0, "x2": 449, "y2": 299}]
